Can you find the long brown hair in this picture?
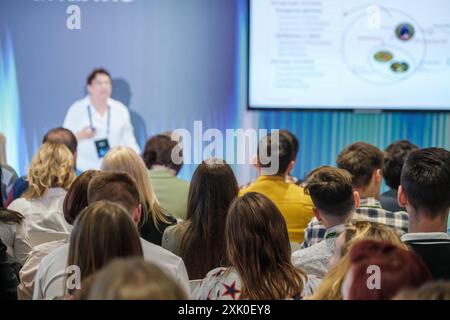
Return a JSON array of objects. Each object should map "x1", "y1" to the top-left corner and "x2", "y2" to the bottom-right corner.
[
  {"x1": 226, "y1": 192, "x2": 306, "y2": 299},
  {"x1": 67, "y1": 201, "x2": 143, "y2": 294},
  {"x1": 309, "y1": 220, "x2": 407, "y2": 300},
  {"x1": 180, "y1": 159, "x2": 239, "y2": 279}
]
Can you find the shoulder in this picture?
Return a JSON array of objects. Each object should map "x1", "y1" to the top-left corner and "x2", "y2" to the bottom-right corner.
[
  {"x1": 141, "y1": 238, "x2": 184, "y2": 267},
  {"x1": 7, "y1": 198, "x2": 28, "y2": 210},
  {"x1": 109, "y1": 98, "x2": 129, "y2": 113},
  {"x1": 67, "y1": 97, "x2": 89, "y2": 113}
]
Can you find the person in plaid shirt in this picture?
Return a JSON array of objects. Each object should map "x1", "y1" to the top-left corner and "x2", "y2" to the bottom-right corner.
[{"x1": 301, "y1": 142, "x2": 409, "y2": 248}]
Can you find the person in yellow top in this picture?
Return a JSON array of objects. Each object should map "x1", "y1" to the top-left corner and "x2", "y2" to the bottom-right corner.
[{"x1": 240, "y1": 132, "x2": 314, "y2": 243}]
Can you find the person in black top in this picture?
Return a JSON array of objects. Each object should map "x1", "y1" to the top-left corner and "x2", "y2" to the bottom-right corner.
[
  {"x1": 381, "y1": 140, "x2": 418, "y2": 212},
  {"x1": 399, "y1": 148, "x2": 450, "y2": 280},
  {"x1": 0, "y1": 238, "x2": 19, "y2": 300}
]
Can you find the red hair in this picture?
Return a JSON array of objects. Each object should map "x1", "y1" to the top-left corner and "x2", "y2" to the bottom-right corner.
[{"x1": 347, "y1": 240, "x2": 431, "y2": 300}]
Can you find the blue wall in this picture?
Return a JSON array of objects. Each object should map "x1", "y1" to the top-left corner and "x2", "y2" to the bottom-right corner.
[{"x1": 0, "y1": 0, "x2": 449, "y2": 185}]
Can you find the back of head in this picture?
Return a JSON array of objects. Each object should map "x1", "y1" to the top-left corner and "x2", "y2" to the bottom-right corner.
[
  {"x1": 68, "y1": 201, "x2": 143, "y2": 287},
  {"x1": 83, "y1": 258, "x2": 187, "y2": 300},
  {"x1": 401, "y1": 147, "x2": 450, "y2": 215},
  {"x1": 394, "y1": 281, "x2": 450, "y2": 300},
  {"x1": 226, "y1": 192, "x2": 305, "y2": 299},
  {"x1": 87, "y1": 171, "x2": 140, "y2": 214},
  {"x1": 43, "y1": 127, "x2": 78, "y2": 154},
  {"x1": 182, "y1": 158, "x2": 239, "y2": 279},
  {"x1": 279, "y1": 130, "x2": 299, "y2": 161},
  {"x1": 382, "y1": 140, "x2": 418, "y2": 190},
  {"x1": 143, "y1": 134, "x2": 183, "y2": 174},
  {"x1": 63, "y1": 170, "x2": 99, "y2": 225},
  {"x1": 337, "y1": 142, "x2": 383, "y2": 189},
  {"x1": 345, "y1": 240, "x2": 431, "y2": 300},
  {"x1": 25, "y1": 142, "x2": 76, "y2": 200},
  {"x1": 257, "y1": 132, "x2": 293, "y2": 176},
  {"x1": 304, "y1": 166, "x2": 355, "y2": 219},
  {"x1": 311, "y1": 221, "x2": 406, "y2": 300},
  {"x1": 101, "y1": 147, "x2": 167, "y2": 227}
]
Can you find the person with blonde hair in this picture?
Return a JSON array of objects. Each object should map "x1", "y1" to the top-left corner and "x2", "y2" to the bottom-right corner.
[
  {"x1": 308, "y1": 220, "x2": 407, "y2": 300},
  {"x1": 8, "y1": 143, "x2": 76, "y2": 235},
  {"x1": 101, "y1": 147, "x2": 177, "y2": 245},
  {"x1": 76, "y1": 258, "x2": 187, "y2": 300}
]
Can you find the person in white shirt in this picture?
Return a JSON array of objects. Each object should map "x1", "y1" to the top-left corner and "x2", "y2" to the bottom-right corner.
[
  {"x1": 33, "y1": 171, "x2": 189, "y2": 300},
  {"x1": 8, "y1": 143, "x2": 76, "y2": 240},
  {"x1": 63, "y1": 68, "x2": 140, "y2": 172},
  {"x1": 0, "y1": 209, "x2": 32, "y2": 265},
  {"x1": 292, "y1": 166, "x2": 359, "y2": 279}
]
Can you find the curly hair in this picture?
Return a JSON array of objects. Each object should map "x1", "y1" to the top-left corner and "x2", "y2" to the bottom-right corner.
[{"x1": 24, "y1": 143, "x2": 76, "y2": 200}]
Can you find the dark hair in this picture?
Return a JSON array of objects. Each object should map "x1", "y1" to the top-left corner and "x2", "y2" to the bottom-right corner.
[
  {"x1": 180, "y1": 159, "x2": 239, "y2": 279},
  {"x1": 257, "y1": 132, "x2": 293, "y2": 175},
  {"x1": 87, "y1": 172, "x2": 141, "y2": 214},
  {"x1": 382, "y1": 140, "x2": 419, "y2": 189},
  {"x1": 68, "y1": 201, "x2": 143, "y2": 294},
  {"x1": 280, "y1": 130, "x2": 299, "y2": 161},
  {"x1": 336, "y1": 142, "x2": 383, "y2": 188},
  {"x1": 226, "y1": 192, "x2": 306, "y2": 299},
  {"x1": 401, "y1": 148, "x2": 450, "y2": 215},
  {"x1": 304, "y1": 166, "x2": 355, "y2": 218},
  {"x1": 43, "y1": 127, "x2": 78, "y2": 154},
  {"x1": 63, "y1": 170, "x2": 99, "y2": 225},
  {"x1": 0, "y1": 209, "x2": 24, "y2": 225},
  {"x1": 143, "y1": 134, "x2": 182, "y2": 174},
  {"x1": 347, "y1": 240, "x2": 431, "y2": 300},
  {"x1": 87, "y1": 68, "x2": 112, "y2": 86}
]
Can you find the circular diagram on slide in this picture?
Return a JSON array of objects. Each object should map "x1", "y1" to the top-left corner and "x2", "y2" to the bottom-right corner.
[{"x1": 342, "y1": 6, "x2": 427, "y2": 85}]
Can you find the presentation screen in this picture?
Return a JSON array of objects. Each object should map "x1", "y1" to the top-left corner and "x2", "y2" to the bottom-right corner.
[{"x1": 248, "y1": 0, "x2": 450, "y2": 110}]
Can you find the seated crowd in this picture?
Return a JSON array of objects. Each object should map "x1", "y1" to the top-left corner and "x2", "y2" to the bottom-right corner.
[{"x1": 0, "y1": 127, "x2": 449, "y2": 300}]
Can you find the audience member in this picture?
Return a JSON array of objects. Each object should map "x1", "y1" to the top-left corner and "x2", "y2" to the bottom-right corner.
[
  {"x1": 8, "y1": 143, "x2": 76, "y2": 236},
  {"x1": 76, "y1": 258, "x2": 187, "y2": 300},
  {"x1": 309, "y1": 220, "x2": 407, "y2": 300},
  {"x1": 1, "y1": 164, "x2": 18, "y2": 206},
  {"x1": 240, "y1": 133, "x2": 314, "y2": 242},
  {"x1": 292, "y1": 166, "x2": 358, "y2": 278},
  {"x1": 0, "y1": 209, "x2": 32, "y2": 265},
  {"x1": 143, "y1": 134, "x2": 190, "y2": 220},
  {"x1": 101, "y1": 147, "x2": 177, "y2": 245},
  {"x1": 66, "y1": 201, "x2": 144, "y2": 297},
  {"x1": 17, "y1": 170, "x2": 98, "y2": 300},
  {"x1": 342, "y1": 240, "x2": 431, "y2": 300},
  {"x1": 399, "y1": 148, "x2": 450, "y2": 280},
  {"x1": 303, "y1": 142, "x2": 409, "y2": 248},
  {"x1": 193, "y1": 192, "x2": 316, "y2": 300},
  {"x1": 162, "y1": 159, "x2": 239, "y2": 279},
  {"x1": 33, "y1": 171, "x2": 189, "y2": 299},
  {"x1": 0, "y1": 238, "x2": 19, "y2": 300},
  {"x1": 394, "y1": 281, "x2": 450, "y2": 300},
  {"x1": 6, "y1": 128, "x2": 78, "y2": 206},
  {"x1": 381, "y1": 140, "x2": 418, "y2": 212}
]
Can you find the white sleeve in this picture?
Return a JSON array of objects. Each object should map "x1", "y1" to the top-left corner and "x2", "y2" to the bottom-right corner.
[
  {"x1": 175, "y1": 259, "x2": 191, "y2": 298},
  {"x1": 13, "y1": 221, "x2": 32, "y2": 266},
  {"x1": 122, "y1": 108, "x2": 141, "y2": 154},
  {"x1": 63, "y1": 103, "x2": 81, "y2": 134}
]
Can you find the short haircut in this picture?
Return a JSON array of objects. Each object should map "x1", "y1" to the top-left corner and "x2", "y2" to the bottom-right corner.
[
  {"x1": 257, "y1": 132, "x2": 293, "y2": 175},
  {"x1": 87, "y1": 68, "x2": 112, "y2": 85},
  {"x1": 143, "y1": 134, "x2": 182, "y2": 174},
  {"x1": 87, "y1": 172, "x2": 140, "y2": 214},
  {"x1": 279, "y1": 130, "x2": 299, "y2": 161},
  {"x1": 43, "y1": 127, "x2": 78, "y2": 154},
  {"x1": 336, "y1": 142, "x2": 383, "y2": 188},
  {"x1": 382, "y1": 140, "x2": 419, "y2": 189},
  {"x1": 304, "y1": 166, "x2": 355, "y2": 218},
  {"x1": 401, "y1": 148, "x2": 450, "y2": 215}
]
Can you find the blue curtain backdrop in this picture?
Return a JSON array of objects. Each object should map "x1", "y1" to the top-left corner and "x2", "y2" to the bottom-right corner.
[{"x1": 0, "y1": 0, "x2": 449, "y2": 185}]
